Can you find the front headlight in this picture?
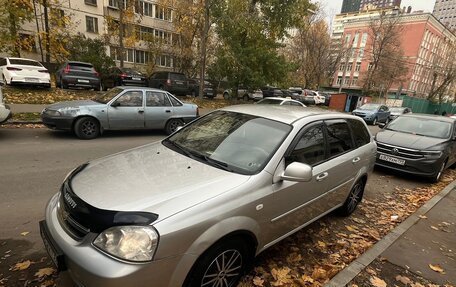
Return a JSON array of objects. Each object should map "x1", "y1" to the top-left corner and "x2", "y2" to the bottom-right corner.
[
  {"x1": 44, "y1": 109, "x2": 61, "y2": 117},
  {"x1": 93, "y1": 225, "x2": 159, "y2": 262},
  {"x1": 422, "y1": 151, "x2": 443, "y2": 159}
]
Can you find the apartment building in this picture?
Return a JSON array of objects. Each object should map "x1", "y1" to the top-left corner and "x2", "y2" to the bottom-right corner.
[
  {"x1": 341, "y1": 0, "x2": 401, "y2": 13},
  {"x1": 433, "y1": 0, "x2": 456, "y2": 30},
  {"x1": 5, "y1": 0, "x2": 176, "y2": 70},
  {"x1": 332, "y1": 11, "x2": 456, "y2": 99}
]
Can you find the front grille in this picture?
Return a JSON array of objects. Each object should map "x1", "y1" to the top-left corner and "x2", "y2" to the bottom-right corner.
[
  {"x1": 353, "y1": 113, "x2": 366, "y2": 118},
  {"x1": 57, "y1": 185, "x2": 90, "y2": 240},
  {"x1": 376, "y1": 142, "x2": 424, "y2": 159}
]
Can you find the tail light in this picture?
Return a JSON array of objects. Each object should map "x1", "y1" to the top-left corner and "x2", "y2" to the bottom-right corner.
[
  {"x1": 94, "y1": 70, "x2": 99, "y2": 77},
  {"x1": 7, "y1": 67, "x2": 22, "y2": 71},
  {"x1": 120, "y1": 73, "x2": 127, "y2": 79},
  {"x1": 38, "y1": 69, "x2": 49, "y2": 73},
  {"x1": 63, "y1": 65, "x2": 70, "y2": 74},
  {"x1": 166, "y1": 79, "x2": 171, "y2": 85}
]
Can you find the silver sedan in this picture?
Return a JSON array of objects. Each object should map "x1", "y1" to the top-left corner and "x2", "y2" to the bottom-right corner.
[{"x1": 41, "y1": 87, "x2": 199, "y2": 139}]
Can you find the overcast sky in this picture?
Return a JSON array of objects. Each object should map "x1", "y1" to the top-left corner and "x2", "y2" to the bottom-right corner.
[{"x1": 316, "y1": 0, "x2": 436, "y2": 26}]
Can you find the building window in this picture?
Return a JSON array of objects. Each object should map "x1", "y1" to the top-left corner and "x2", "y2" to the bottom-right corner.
[
  {"x1": 352, "y1": 77, "x2": 358, "y2": 86},
  {"x1": 340, "y1": 64, "x2": 345, "y2": 71},
  {"x1": 355, "y1": 62, "x2": 361, "y2": 71},
  {"x1": 109, "y1": 0, "x2": 126, "y2": 9},
  {"x1": 156, "y1": 55, "x2": 173, "y2": 67},
  {"x1": 155, "y1": 5, "x2": 172, "y2": 21},
  {"x1": 85, "y1": 0, "x2": 97, "y2": 6},
  {"x1": 358, "y1": 47, "x2": 365, "y2": 58},
  {"x1": 50, "y1": 8, "x2": 65, "y2": 27},
  {"x1": 346, "y1": 63, "x2": 353, "y2": 71},
  {"x1": 368, "y1": 63, "x2": 373, "y2": 70},
  {"x1": 344, "y1": 77, "x2": 350, "y2": 85},
  {"x1": 140, "y1": 0, "x2": 153, "y2": 17},
  {"x1": 139, "y1": 26, "x2": 154, "y2": 40},
  {"x1": 361, "y1": 33, "x2": 368, "y2": 46},
  {"x1": 337, "y1": 77, "x2": 342, "y2": 85},
  {"x1": 86, "y1": 16, "x2": 98, "y2": 33}
]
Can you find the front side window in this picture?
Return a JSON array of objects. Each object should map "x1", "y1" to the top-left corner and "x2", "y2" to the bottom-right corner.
[
  {"x1": 164, "y1": 111, "x2": 291, "y2": 175},
  {"x1": 288, "y1": 125, "x2": 325, "y2": 166},
  {"x1": 114, "y1": 91, "x2": 143, "y2": 107},
  {"x1": 326, "y1": 120, "x2": 354, "y2": 157}
]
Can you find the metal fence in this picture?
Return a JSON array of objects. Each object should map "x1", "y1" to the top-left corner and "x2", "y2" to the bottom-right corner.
[{"x1": 389, "y1": 95, "x2": 456, "y2": 115}]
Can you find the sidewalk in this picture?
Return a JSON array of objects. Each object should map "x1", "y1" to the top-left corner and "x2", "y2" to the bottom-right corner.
[
  {"x1": 9, "y1": 104, "x2": 46, "y2": 113},
  {"x1": 326, "y1": 183, "x2": 456, "y2": 286}
]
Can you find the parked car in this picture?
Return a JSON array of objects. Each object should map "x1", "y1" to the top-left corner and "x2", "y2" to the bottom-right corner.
[
  {"x1": 40, "y1": 104, "x2": 375, "y2": 287},
  {"x1": 0, "y1": 57, "x2": 51, "y2": 88},
  {"x1": 320, "y1": 92, "x2": 332, "y2": 106},
  {"x1": 352, "y1": 103, "x2": 390, "y2": 125},
  {"x1": 375, "y1": 114, "x2": 456, "y2": 182},
  {"x1": 261, "y1": 86, "x2": 283, "y2": 98},
  {"x1": 249, "y1": 89, "x2": 264, "y2": 101},
  {"x1": 56, "y1": 61, "x2": 101, "y2": 90},
  {"x1": 101, "y1": 67, "x2": 147, "y2": 90},
  {"x1": 41, "y1": 87, "x2": 198, "y2": 139},
  {"x1": 223, "y1": 87, "x2": 250, "y2": 100},
  {"x1": 388, "y1": 107, "x2": 412, "y2": 121},
  {"x1": 189, "y1": 79, "x2": 216, "y2": 98},
  {"x1": 302, "y1": 95, "x2": 316, "y2": 106},
  {"x1": 312, "y1": 91, "x2": 326, "y2": 105},
  {"x1": 257, "y1": 97, "x2": 306, "y2": 107},
  {"x1": 148, "y1": 71, "x2": 190, "y2": 96},
  {"x1": 0, "y1": 80, "x2": 12, "y2": 124}
]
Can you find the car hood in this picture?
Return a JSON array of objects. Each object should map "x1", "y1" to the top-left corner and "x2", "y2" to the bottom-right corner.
[
  {"x1": 376, "y1": 129, "x2": 448, "y2": 150},
  {"x1": 70, "y1": 142, "x2": 250, "y2": 221},
  {"x1": 46, "y1": 100, "x2": 104, "y2": 110},
  {"x1": 353, "y1": 109, "x2": 375, "y2": 114}
]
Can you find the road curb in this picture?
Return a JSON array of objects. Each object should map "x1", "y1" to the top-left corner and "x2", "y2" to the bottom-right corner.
[
  {"x1": 324, "y1": 179, "x2": 456, "y2": 287},
  {"x1": 4, "y1": 121, "x2": 43, "y2": 125}
]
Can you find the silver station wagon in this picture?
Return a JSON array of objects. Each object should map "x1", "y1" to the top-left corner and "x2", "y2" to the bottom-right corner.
[
  {"x1": 41, "y1": 86, "x2": 199, "y2": 139},
  {"x1": 40, "y1": 105, "x2": 376, "y2": 287}
]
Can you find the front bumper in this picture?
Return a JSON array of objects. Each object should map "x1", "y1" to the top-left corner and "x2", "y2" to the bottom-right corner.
[
  {"x1": 375, "y1": 151, "x2": 444, "y2": 177},
  {"x1": 41, "y1": 114, "x2": 74, "y2": 131},
  {"x1": 41, "y1": 194, "x2": 192, "y2": 287},
  {"x1": 0, "y1": 106, "x2": 12, "y2": 124}
]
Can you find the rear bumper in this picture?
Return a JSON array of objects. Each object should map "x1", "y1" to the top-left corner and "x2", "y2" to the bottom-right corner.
[
  {"x1": 62, "y1": 76, "x2": 100, "y2": 88},
  {"x1": 10, "y1": 75, "x2": 50, "y2": 86}
]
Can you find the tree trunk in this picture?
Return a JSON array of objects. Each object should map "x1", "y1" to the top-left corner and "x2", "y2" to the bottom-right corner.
[
  {"x1": 43, "y1": 0, "x2": 50, "y2": 62},
  {"x1": 119, "y1": 0, "x2": 125, "y2": 68},
  {"x1": 198, "y1": 0, "x2": 210, "y2": 99},
  {"x1": 32, "y1": 0, "x2": 44, "y2": 62},
  {"x1": 8, "y1": 9, "x2": 20, "y2": 57}
]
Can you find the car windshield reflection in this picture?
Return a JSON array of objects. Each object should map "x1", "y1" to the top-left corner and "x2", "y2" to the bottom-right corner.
[
  {"x1": 386, "y1": 116, "x2": 452, "y2": 139},
  {"x1": 93, "y1": 87, "x2": 122, "y2": 104},
  {"x1": 163, "y1": 111, "x2": 291, "y2": 175}
]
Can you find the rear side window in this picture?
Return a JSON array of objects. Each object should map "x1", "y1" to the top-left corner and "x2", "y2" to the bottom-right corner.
[
  {"x1": 288, "y1": 125, "x2": 326, "y2": 166},
  {"x1": 325, "y1": 120, "x2": 354, "y2": 157},
  {"x1": 168, "y1": 94, "x2": 183, "y2": 106},
  {"x1": 348, "y1": 119, "x2": 370, "y2": 147},
  {"x1": 9, "y1": 59, "x2": 42, "y2": 67},
  {"x1": 146, "y1": 91, "x2": 171, "y2": 107}
]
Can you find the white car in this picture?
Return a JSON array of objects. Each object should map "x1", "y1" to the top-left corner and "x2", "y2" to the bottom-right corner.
[
  {"x1": 0, "y1": 81, "x2": 12, "y2": 124},
  {"x1": 257, "y1": 97, "x2": 306, "y2": 107},
  {"x1": 249, "y1": 89, "x2": 264, "y2": 101},
  {"x1": 0, "y1": 57, "x2": 51, "y2": 88},
  {"x1": 312, "y1": 91, "x2": 326, "y2": 105}
]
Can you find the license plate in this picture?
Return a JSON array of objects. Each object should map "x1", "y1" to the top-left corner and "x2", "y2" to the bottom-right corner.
[
  {"x1": 132, "y1": 77, "x2": 141, "y2": 81},
  {"x1": 26, "y1": 78, "x2": 38, "y2": 82},
  {"x1": 206, "y1": 92, "x2": 213, "y2": 95},
  {"x1": 78, "y1": 79, "x2": 89, "y2": 83},
  {"x1": 175, "y1": 81, "x2": 184, "y2": 85},
  {"x1": 39, "y1": 221, "x2": 66, "y2": 271},
  {"x1": 379, "y1": 154, "x2": 405, "y2": 165}
]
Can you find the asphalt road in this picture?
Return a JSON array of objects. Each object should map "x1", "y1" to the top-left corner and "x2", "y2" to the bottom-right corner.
[{"x1": 0, "y1": 125, "x2": 430, "y2": 286}]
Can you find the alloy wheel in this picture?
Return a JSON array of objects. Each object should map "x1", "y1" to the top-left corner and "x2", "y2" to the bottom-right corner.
[
  {"x1": 201, "y1": 249, "x2": 243, "y2": 287},
  {"x1": 81, "y1": 120, "x2": 97, "y2": 136},
  {"x1": 347, "y1": 182, "x2": 363, "y2": 213}
]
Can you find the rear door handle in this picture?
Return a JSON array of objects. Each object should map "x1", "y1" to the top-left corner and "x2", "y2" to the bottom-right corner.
[
  {"x1": 316, "y1": 172, "x2": 328, "y2": 182},
  {"x1": 352, "y1": 157, "x2": 361, "y2": 164}
]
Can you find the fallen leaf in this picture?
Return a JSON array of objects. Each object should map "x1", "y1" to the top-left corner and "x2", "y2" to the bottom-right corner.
[
  {"x1": 418, "y1": 215, "x2": 428, "y2": 219},
  {"x1": 10, "y1": 260, "x2": 31, "y2": 271},
  {"x1": 370, "y1": 276, "x2": 387, "y2": 287},
  {"x1": 429, "y1": 264, "x2": 446, "y2": 274},
  {"x1": 431, "y1": 226, "x2": 440, "y2": 231},
  {"x1": 34, "y1": 267, "x2": 55, "y2": 278},
  {"x1": 345, "y1": 225, "x2": 358, "y2": 232},
  {"x1": 301, "y1": 274, "x2": 314, "y2": 283},
  {"x1": 252, "y1": 276, "x2": 264, "y2": 286},
  {"x1": 395, "y1": 275, "x2": 412, "y2": 285}
]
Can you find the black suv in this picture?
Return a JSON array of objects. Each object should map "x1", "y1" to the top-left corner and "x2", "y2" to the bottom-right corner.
[
  {"x1": 56, "y1": 61, "x2": 101, "y2": 90},
  {"x1": 148, "y1": 71, "x2": 190, "y2": 96}
]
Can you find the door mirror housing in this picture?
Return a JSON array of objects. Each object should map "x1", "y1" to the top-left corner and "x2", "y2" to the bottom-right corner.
[
  {"x1": 378, "y1": 122, "x2": 386, "y2": 129},
  {"x1": 281, "y1": 162, "x2": 313, "y2": 182},
  {"x1": 111, "y1": 101, "x2": 120, "y2": 107}
]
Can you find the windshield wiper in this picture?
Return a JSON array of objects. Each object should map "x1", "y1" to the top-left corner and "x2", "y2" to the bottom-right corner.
[{"x1": 201, "y1": 155, "x2": 234, "y2": 172}]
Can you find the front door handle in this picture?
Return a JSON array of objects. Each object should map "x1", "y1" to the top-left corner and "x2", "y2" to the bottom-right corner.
[
  {"x1": 138, "y1": 109, "x2": 144, "y2": 113},
  {"x1": 316, "y1": 172, "x2": 328, "y2": 182},
  {"x1": 352, "y1": 157, "x2": 361, "y2": 164},
  {"x1": 165, "y1": 110, "x2": 171, "y2": 113}
]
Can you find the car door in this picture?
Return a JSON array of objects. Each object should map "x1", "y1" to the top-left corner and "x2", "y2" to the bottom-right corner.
[
  {"x1": 144, "y1": 90, "x2": 173, "y2": 129},
  {"x1": 378, "y1": 105, "x2": 388, "y2": 122},
  {"x1": 268, "y1": 122, "x2": 334, "y2": 242},
  {"x1": 107, "y1": 90, "x2": 145, "y2": 129}
]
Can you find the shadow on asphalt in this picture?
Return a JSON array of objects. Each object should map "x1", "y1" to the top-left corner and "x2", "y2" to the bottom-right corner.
[{"x1": 45, "y1": 129, "x2": 167, "y2": 140}]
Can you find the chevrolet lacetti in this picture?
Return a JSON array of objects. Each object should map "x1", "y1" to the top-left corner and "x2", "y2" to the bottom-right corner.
[{"x1": 40, "y1": 105, "x2": 376, "y2": 287}]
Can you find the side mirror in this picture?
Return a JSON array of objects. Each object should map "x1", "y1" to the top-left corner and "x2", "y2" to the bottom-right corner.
[
  {"x1": 281, "y1": 162, "x2": 313, "y2": 182},
  {"x1": 378, "y1": 122, "x2": 386, "y2": 128},
  {"x1": 111, "y1": 101, "x2": 120, "y2": 107}
]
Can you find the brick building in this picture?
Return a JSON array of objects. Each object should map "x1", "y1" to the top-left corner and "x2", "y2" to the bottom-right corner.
[{"x1": 332, "y1": 10, "x2": 456, "y2": 99}]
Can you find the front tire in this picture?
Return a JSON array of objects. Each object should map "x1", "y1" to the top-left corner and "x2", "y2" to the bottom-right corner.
[
  {"x1": 184, "y1": 237, "x2": 250, "y2": 287},
  {"x1": 74, "y1": 117, "x2": 100, "y2": 140},
  {"x1": 431, "y1": 160, "x2": 446, "y2": 183},
  {"x1": 338, "y1": 179, "x2": 365, "y2": 216},
  {"x1": 223, "y1": 92, "x2": 230, "y2": 100},
  {"x1": 165, "y1": 118, "x2": 183, "y2": 135},
  {"x1": 372, "y1": 117, "x2": 377, "y2": 125}
]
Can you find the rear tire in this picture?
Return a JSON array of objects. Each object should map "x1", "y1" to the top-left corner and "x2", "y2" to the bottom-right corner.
[
  {"x1": 165, "y1": 118, "x2": 184, "y2": 135},
  {"x1": 74, "y1": 117, "x2": 100, "y2": 140},
  {"x1": 62, "y1": 81, "x2": 68, "y2": 89},
  {"x1": 338, "y1": 179, "x2": 365, "y2": 216},
  {"x1": 223, "y1": 92, "x2": 230, "y2": 100},
  {"x1": 184, "y1": 237, "x2": 251, "y2": 287}
]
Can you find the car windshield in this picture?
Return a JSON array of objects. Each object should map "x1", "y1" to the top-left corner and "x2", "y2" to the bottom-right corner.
[
  {"x1": 69, "y1": 63, "x2": 94, "y2": 71},
  {"x1": 257, "y1": 99, "x2": 282, "y2": 105},
  {"x1": 386, "y1": 116, "x2": 452, "y2": 139},
  {"x1": 359, "y1": 104, "x2": 379, "y2": 111},
  {"x1": 390, "y1": 107, "x2": 405, "y2": 113},
  {"x1": 93, "y1": 87, "x2": 122, "y2": 104},
  {"x1": 163, "y1": 111, "x2": 291, "y2": 175},
  {"x1": 9, "y1": 59, "x2": 42, "y2": 67}
]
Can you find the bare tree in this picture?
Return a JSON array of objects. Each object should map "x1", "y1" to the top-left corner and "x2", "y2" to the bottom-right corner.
[
  {"x1": 427, "y1": 43, "x2": 456, "y2": 103},
  {"x1": 362, "y1": 12, "x2": 408, "y2": 96}
]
